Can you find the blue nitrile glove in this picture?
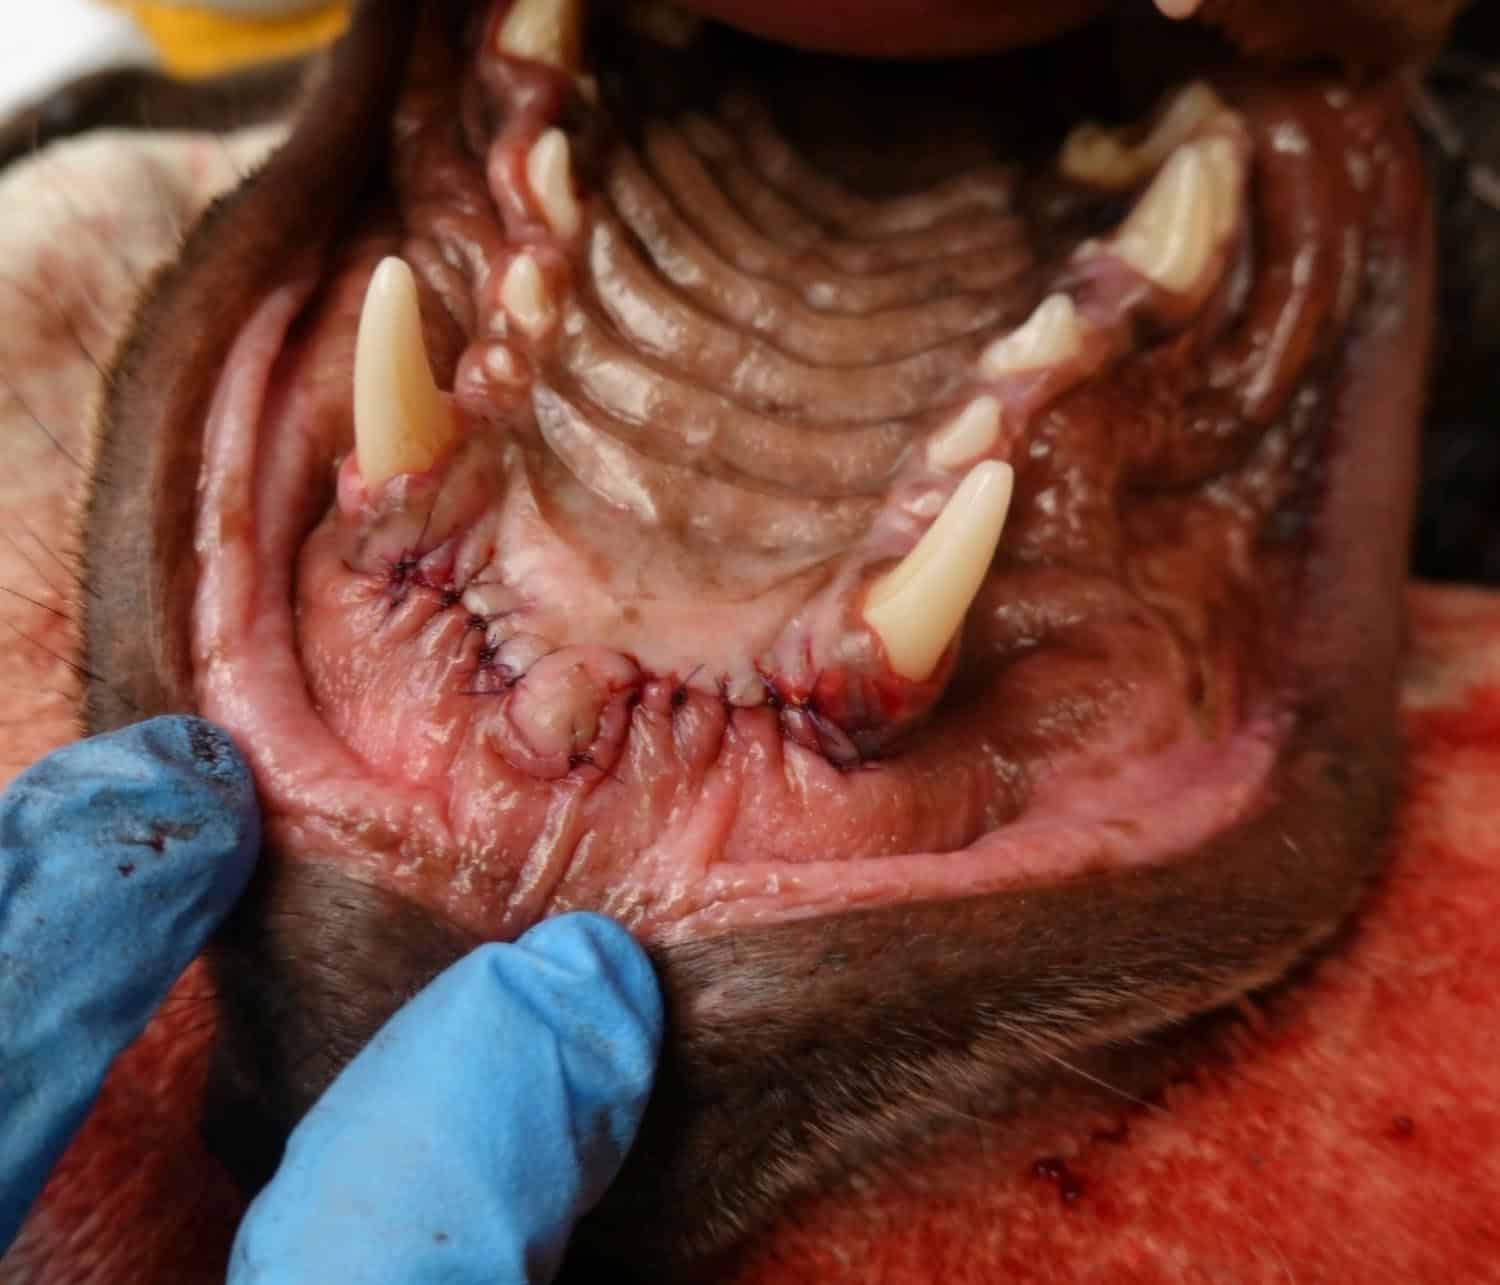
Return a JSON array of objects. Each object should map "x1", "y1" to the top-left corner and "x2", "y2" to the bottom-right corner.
[
  {"x1": 0, "y1": 715, "x2": 662, "y2": 1282},
  {"x1": 0, "y1": 716, "x2": 261, "y2": 1250},
  {"x1": 228, "y1": 911, "x2": 663, "y2": 1284}
]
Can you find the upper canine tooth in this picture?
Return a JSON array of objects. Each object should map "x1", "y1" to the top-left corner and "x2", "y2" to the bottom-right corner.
[
  {"x1": 527, "y1": 129, "x2": 582, "y2": 238},
  {"x1": 927, "y1": 396, "x2": 1002, "y2": 470},
  {"x1": 354, "y1": 257, "x2": 457, "y2": 490},
  {"x1": 498, "y1": 0, "x2": 582, "y2": 71},
  {"x1": 865, "y1": 461, "x2": 1015, "y2": 682},
  {"x1": 1109, "y1": 136, "x2": 1239, "y2": 294},
  {"x1": 981, "y1": 294, "x2": 1084, "y2": 378},
  {"x1": 501, "y1": 253, "x2": 553, "y2": 338},
  {"x1": 1061, "y1": 82, "x2": 1224, "y2": 188}
]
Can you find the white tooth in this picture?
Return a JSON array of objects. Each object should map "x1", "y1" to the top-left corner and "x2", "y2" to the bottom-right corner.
[
  {"x1": 501, "y1": 253, "x2": 552, "y2": 338},
  {"x1": 927, "y1": 396, "x2": 1002, "y2": 470},
  {"x1": 497, "y1": 0, "x2": 582, "y2": 71},
  {"x1": 1110, "y1": 136, "x2": 1239, "y2": 294},
  {"x1": 483, "y1": 342, "x2": 525, "y2": 384},
  {"x1": 527, "y1": 129, "x2": 582, "y2": 238},
  {"x1": 1061, "y1": 82, "x2": 1224, "y2": 187},
  {"x1": 981, "y1": 294, "x2": 1084, "y2": 378},
  {"x1": 354, "y1": 257, "x2": 456, "y2": 489},
  {"x1": 865, "y1": 460, "x2": 1015, "y2": 682},
  {"x1": 725, "y1": 672, "x2": 768, "y2": 707},
  {"x1": 1155, "y1": 0, "x2": 1202, "y2": 16},
  {"x1": 462, "y1": 583, "x2": 513, "y2": 618}
]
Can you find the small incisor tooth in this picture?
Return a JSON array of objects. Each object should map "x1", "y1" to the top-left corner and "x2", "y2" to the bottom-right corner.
[
  {"x1": 498, "y1": 0, "x2": 582, "y2": 70},
  {"x1": 1061, "y1": 82, "x2": 1224, "y2": 188},
  {"x1": 927, "y1": 396, "x2": 1002, "y2": 470},
  {"x1": 865, "y1": 460, "x2": 1015, "y2": 682},
  {"x1": 354, "y1": 257, "x2": 457, "y2": 489},
  {"x1": 980, "y1": 294, "x2": 1083, "y2": 378},
  {"x1": 501, "y1": 253, "x2": 552, "y2": 337},
  {"x1": 527, "y1": 129, "x2": 582, "y2": 238},
  {"x1": 1110, "y1": 136, "x2": 1239, "y2": 294}
]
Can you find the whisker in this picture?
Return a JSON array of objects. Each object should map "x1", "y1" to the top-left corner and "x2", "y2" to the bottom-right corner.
[
  {"x1": 0, "y1": 262, "x2": 111, "y2": 378},
  {"x1": 1028, "y1": 1044, "x2": 1170, "y2": 1116},
  {"x1": 0, "y1": 583, "x2": 71, "y2": 621},
  {"x1": 3, "y1": 529, "x2": 67, "y2": 600},
  {"x1": 0, "y1": 623, "x2": 138, "y2": 719},
  {"x1": 21, "y1": 520, "x2": 84, "y2": 588},
  {"x1": 0, "y1": 371, "x2": 86, "y2": 470}
]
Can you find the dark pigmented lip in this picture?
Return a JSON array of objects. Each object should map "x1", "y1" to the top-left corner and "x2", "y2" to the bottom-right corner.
[{"x1": 80, "y1": 0, "x2": 1432, "y2": 1276}]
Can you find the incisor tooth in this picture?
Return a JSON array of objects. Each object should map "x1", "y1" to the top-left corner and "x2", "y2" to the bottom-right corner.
[
  {"x1": 1110, "y1": 136, "x2": 1239, "y2": 293},
  {"x1": 501, "y1": 254, "x2": 552, "y2": 337},
  {"x1": 1061, "y1": 82, "x2": 1224, "y2": 187},
  {"x1": 865, "y1": 461, "x2": 1014, "y2": 682},
  {"x1": 354, "y1": 257, "x2": 456, "y2": 489},
  {"x1": 981, "y1": 294, "x2": 1083, "y2": 378},
  {"x1": 927, "y1": 397, "x2": 1001, "y2": 470},
  {"x1": 497, "y1": 0, "x2": 582, "y2": 70},
  {"x1": 527, "y1": 129, "x2": 582, "y2": 238}
]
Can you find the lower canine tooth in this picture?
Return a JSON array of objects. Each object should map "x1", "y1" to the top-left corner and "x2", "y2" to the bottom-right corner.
[
  {"x1": 498, "y1": 0, "x2": 582, "y2": 71},
  {"x1": 1110, "y1": 136, "x2": 1239, "y2": 293},
  {"x1": 981, "y1": 294, "x2": 1083, "y2": 378},
  {"x1": 501, "y1": 254, "x2": 552, "y2": 338},
  {"x1": 354, "y1": 257, "x2": 457, "y2": 489},
  {"x1": 865, "y1": 460, "x2": 1015, "y2": 682},
  {"x1": 527, "y1": 129, "x2": 582, "y2": 238},
  {"x1": 927, "y1": 397, "x2": 1002, "y2": 470},
  {"x1": 1061, "y1": 82, "x2": 1224, "y2": 188}
]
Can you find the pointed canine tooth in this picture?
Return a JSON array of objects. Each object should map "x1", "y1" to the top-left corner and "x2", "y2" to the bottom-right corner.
[
  {"x1": 1061, "y1": 82, "x2": 1224, "y2": 187},
  {"x1": 865, "y1": 461, "x2": 1014, "y2": 682},
  {"x1": 927, "y1": 396, "x2": 1002, "y2": 470},
  {"x1": 501, "y1": 253, "x2": 552, "y2": 338},
  {"x1": 498, "y1": 0, "x2": 582, "y2": 70},
  {"x1": 1155, "y1": 0, "x2": 1202, "y2": 16},
  {"x1": 354, "y1": 258, "x2": 456, "y2": 490},
  {"x1": 527, "y1": 129, "x2": 582, "y2": 238},
  {"x1": 1110, "y1": 136, "x2": 1239, "y2": 294},
  {"x1": 981, "y1": 294, "x2": 1084, "y2": 378}
]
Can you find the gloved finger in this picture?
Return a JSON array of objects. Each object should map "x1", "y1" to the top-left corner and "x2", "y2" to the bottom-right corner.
[
  {"x1": 0, "y1": 716, "x2": 260, "y2": 1249},
  {"x1": 228, "y1": 912, "x2": 663, "y2": 1285}
]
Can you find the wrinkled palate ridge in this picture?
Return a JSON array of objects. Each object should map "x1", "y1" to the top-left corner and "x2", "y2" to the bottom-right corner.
[{"x1": 187, "y1": 0, "x2": 1405, "y2": 940}]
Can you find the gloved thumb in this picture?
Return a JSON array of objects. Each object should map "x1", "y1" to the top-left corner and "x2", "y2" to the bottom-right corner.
[
  {"x1": 228, "y1": 912, "x2": 663, "y2": 1285},
  {"x1": 0, "y1": 717, "x2": 260, "y2": 1249}
]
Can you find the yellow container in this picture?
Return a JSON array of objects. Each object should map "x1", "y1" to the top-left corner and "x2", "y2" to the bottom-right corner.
[{"x1": 107, "y1": 1, "x2": 351, "y2": 78}]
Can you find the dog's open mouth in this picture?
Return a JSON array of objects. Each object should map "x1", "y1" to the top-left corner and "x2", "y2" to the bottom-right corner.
[{"x1": 81, "y1": 0, "x2": 1434, "y2": 1275}]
